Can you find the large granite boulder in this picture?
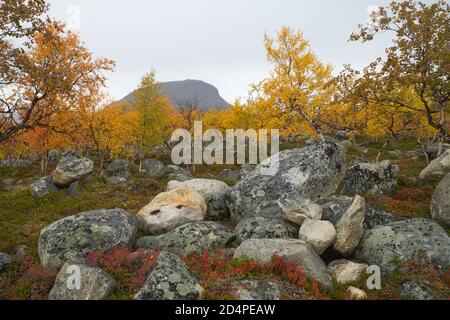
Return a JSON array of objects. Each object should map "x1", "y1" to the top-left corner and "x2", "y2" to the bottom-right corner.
[
  {"x1": 167, "y1": 179, "x2": 230, "y2": 220},
  {"x1": 30, "y1": 176, "x2": 59, "y2": 198},
  {"x1": 135, "y1": 221, "x2": 235, "y2": 256},
  {"x1": 134, "y1": 251, "x2": 203, "y2": 300},
  {"x1": 318, "y1": 196, "x2": 404, "y2": 229},
  {"x1": 420, "y1": 149, "x2": 450, "y2": 179},
  {"x1": 38, "y1": 209, "x2": 137, "y2": 269},
  {"x1": 299, "y1": 219, "x2": 336, "y2": 255},
  {"x1": 233, "y1": 239, "x2": 333, "y2": 289},
  {"x1": 344, "y1": 160, "x2": 398, "y2": 195},
  {"x1": 227, "y1": 142, "x2": 346, "y2": 223},
  {"x1": 137, "y1": 188, "x2": 207, "y2": 235},
  {"x1": 48, "y1": 262, "x2": 116, "y2": 300},
  {"x1": 235, "y1": 216, "x2": 299, "y2": 242},
  {"x1": 354, "y1": 219, "x2": 450, "y2": 274},
  {"x1": 52, "y1": 152, "x2": 94, "y2": 188},
  {"x1": 430, "y1": 173, "x2": 450, "y2": 226}
]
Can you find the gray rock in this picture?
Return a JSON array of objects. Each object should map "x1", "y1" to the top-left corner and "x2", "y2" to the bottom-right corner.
[
  {"x1": 223, "y1": 280, "x2": 281, "y2": 300},
  {"x1": 344, "y1": 160, "x2": 399, "y2": 195},
  {"x1": 233, "y1": 239, "x2": 333, "y2": 289},
  {"x1": 38, "y1": 209, "x2": 137, "y2": 269},
  {"x1": 279, "y1": 193, "x2": 323, "y2": 225},
  {"x1": 318, "y1": 196, "x2": 404, "y2": 229},
  {"x1": 424, "y1": 144, "x2": 450, "y2": 161},
  {"x1": 239, "y1": 164, "x2": 256, "y2": 178},
  {"x1": 134, "y1": 251, "x2": 203, "y2": 300},
  {"x1": 335, "y1": 130, "x2": 350, "y2": 141},
  {"x1": 164, "y1": 165, "x2": 193, "y2": 181},
  {"x1": 105, "y1": 159, "x2": 130, "y2": 183},
  {"x1": 398, "y1": 281, "x2": 435, "y2": 300},
  {"x1": 217, "y1": 169, "x2": 241, "y2": 182},
  {"x1": 340, "y1": 140, "x2": 353, "y2": 148},
  {"x1": 47, "y1": 150, "x2": 60, "y2": 163},
  {"x1": 105, "y1": 176, "x2": 128, "y2": 185},
  {"x1": 167, "y1": 179, "x2": 230, "y2": 220},
  {"x1": 135, "y1": 221, "x2": 235, "y2": 256},
  {"x1": 52, "y1": 153, "x2": 94, "y2": 188},
  {"x1": 151, "y1": 145, "x2": 171, "y2": 154},
  {"x1": 30, "y1": 176, "x2": 59, "y2": 198},
  {"x1": 333, "y1": 195, "x2": 365, "y2": 257},
  {"x1": 0, "y1": 158, "x2": 32, "y2": 167},
  {"x1": 235, "y1": 216, "x2": 299, "y2": 242},
  {"x1": 48, "y1": 262, "x2": 116, "y2": 300},
  {"x1": 354, "y1": 219, "x2": 450, "y2": 274},
  {"x1": 299, "y1": 219, "x2": 336, "y2": 255},
  {"x1": 0, "y1": 252, "x2": 12, "y2": 273},
  {"x1": 142, "y1": 159, "x2": 165, "y2": 177},
  {"x1": 227, "y1": 142, "x2": 346, "y2": 223},
  {"x1": 430, "y1": 173, "x2": 450, "y2": 226},
  {"x1": 388, "y1": 150, "x2": 402, "y2": 158},
  {"x1": 420, "y1": 149, "x2": 450, "y2": 179}
]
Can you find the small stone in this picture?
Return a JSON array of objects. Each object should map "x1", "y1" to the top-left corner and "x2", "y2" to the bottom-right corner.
[
  {"x1": 347, "y1": 286, "x2": 368, "y2": 300},
  {"x1": 327, "y1": 260, "x2": 368, "y2": 284}
]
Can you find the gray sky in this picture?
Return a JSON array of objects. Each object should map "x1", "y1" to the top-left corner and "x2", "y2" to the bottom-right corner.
[{"x1": 46, "y1": 0, "x2": 424, "y2": 103}]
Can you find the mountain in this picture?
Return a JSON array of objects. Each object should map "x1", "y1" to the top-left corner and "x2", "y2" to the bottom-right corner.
[{"x1": 121, "y1": 79, "x2": 230, "y2": 111}]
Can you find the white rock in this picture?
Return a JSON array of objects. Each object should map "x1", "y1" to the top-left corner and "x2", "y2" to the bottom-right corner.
[
  {"x1": 299, "y1": 219, "x2": 336, "y2": 254},
  {"x1": 334, "y1": 195, "x2": 365, "y2": 257},
  {"x1": 420, "y1": 149, "x2": 450, "y2": 179},
  {"x1": 327, "y1": 259, "x2": 368, "y2": 284},
  {"x1": 137, "y1": 188, "x2": 207, "y2": 235},
  {"x1": 347, "y1": 286, "x2": 368, "y2": 300}
]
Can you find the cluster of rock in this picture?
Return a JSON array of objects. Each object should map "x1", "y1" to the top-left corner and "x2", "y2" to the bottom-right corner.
[
  {"x1": 19, "y1": 141, "x2": 449, "y2": 300},
  {"x1": 30, "y1": 152, "x2": 94, "y2": 198}
]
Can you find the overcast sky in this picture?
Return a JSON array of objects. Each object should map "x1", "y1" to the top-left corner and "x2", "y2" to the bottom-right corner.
[{"x1": 46, "y1": 0, "x2": 430, "y2": 103}]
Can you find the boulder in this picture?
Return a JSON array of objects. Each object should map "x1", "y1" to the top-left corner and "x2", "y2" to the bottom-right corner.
[
  {"x1": 299, "y1": 219, "x2": 336, "y2": 255},
  {"x1": 235, "y1": 216, "x2": 298, "y2": 242},
  {"x1": 0, "y1": 252, "x2": 12, "y2": 273},
  {"x1": 151, "y1": 145, "x2": 171, "y2": 154},
  {"x1": 217, "y1": 169, "x2": 241, "y2": 182},
  {"x1": 233, "y1": 239, "x2": 333, "y2": 289},
  {"x1": 167, "y1": 179, "x2": 230, "y2": 220},
  {"x1": 38, "y1": 209, "x2": 137, "y2": 269},
  {"x1": 227, "y1": 142, "x2": 346, "y2": 223},
  {"x1": 344, "y1": 160, "x2": 398, "y2": 195},
  {"x1": 420, "y1": 149, "x2": 450, "y2": 179},
  {"x1": 318, "y1": 196, "x2": 404, "y2": 229},
  {"x1": 29, "y1": 176, "x2": 59, "y2": 198},
  {"x1": 48, "y1": 262, "x2": 116, "y2": 300},
  {"x1": 47, "y1": 150, "x2": 60, "y2": 163},
  {"x1": 239, "y1": 164, "x2": 256, "y2": 178},
  {"x1": 333, "y1": 195, "x2": 365, "y2": 257},
  {"x1": 142, "y1": 159, "x2": 165, "y2": 177},
  {"x1": 430, "y1": 173, "x2": 450, "y2": 226},
  {"x1": 52, "y1": 153, "x2": 94, "y2": 188},
  {"x1": 335, "y1": 130, "x2": 350, "y2": 141},
  {"x1": 134, "y1": 251, "x2": 203, "y2": 300},
  {"x1": 327, "y1": 260, "x2": 368, "y2": 284},
  {"x1": 135, "y1": 221, "x2": 235, "y2": 256},
  {"x1": 105, "y1": 159, "x2": 130, "y2": 184},
  {"x1": 354, "y1": 218, "x2": 450, "y2": 274},
  {"x1": 398, "y1": 281, "x2": 435, "y2": 300},
  {"x1": 0, "y1": 158, "x2": 32, "y2": 167},
  {"x1": 164, "y1": 165, "x2": 193, "y2": 181},
  {"x1": 278, "y1": 193, "x2": 323, "y2": 225},
  {"x1": 222, "y1": 280, "x2": 281, "y2": 300},
  {"x1": 347, "y1": 286, "x2": 367, "y2": 300},
  {"x1": 424, "y1": 144, "x2": 450, "y2": 161},
  {"x1": 137, "y1": 188, "x2": 207, "y2": 235}
]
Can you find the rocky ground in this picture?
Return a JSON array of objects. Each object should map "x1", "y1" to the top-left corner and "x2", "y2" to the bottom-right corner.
[{"x1": 0, "y1": 137, "x2": 449, "y2": 300}]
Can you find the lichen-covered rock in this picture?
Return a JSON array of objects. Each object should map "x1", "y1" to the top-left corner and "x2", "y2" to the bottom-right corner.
[
  {"x1": 279, "y1": 193, "x2": 323, "y2": 225},
  {"x1": 0, "y1": 252, "x2": 12, "y2": 273},
  {"x1": 354, "y1": 218, "x2": 450, "y2": 274},
  {"x1": 105, "y1": 159, "x2": 130, "y2": 185},
  {"x1": 47, "y1": 150, "x2": 60, "y2": 163},
  {"x1": 0, "y1": 158, "x2": 32, "y2": 167},
  {"x1": 52, "y1": 152, "x2": 94, "y2": 188},
  {"x1": 233, "y1": 239, "x2": 332, "y2": 289},
  {"x1": 223, "y1": 280, "x2": 281, "y2": 300},
  {"x1": 142, "y1": 159, "x2": 165, "y2": 177},
  {"x1": 227, "y1": 142, "x2": 346, "y2": 223},
  {"x1": 134, "y1": 251, "x2": 203, "y2": 300},
  {"x1": 217, "y1": 169, "x2": 241, "y2": 182},
  {"x1": 137, "y1": 188, "x2": 207, "y2": 235},
  {"x1": 30, "y1": 176, "x2": 59, "y2": 198},
  {"x1": 167, "y1": 179, "x2": 230, "y2": 220},
  {"x1": 318, "y1": 196, "x2": 403, "y2": 229},
  {"x1": 48, "y1": 262, "x2": 116, "y2": 300},
  {"x1": 398, "y1": 281, "x2": 435, "y2": 300},
  {"x1": 344, "y1": 160, "x2": 398, "y2": 195},
  {"x1": 420, "y1": 149, "x2": 450, "y2": 179},
  {"x1": 163, "y1": 165, "x2": 193, "y2": 181},
  {"x1": 430, "y1": 173, "x2": 450, "y2": 226},
  {"x1": 38, "y1": 209, "x2": 137, "y2": 269},
  {"x1": 299, "y1": 219, "x2": 336, "y2": 255},
  {"x1": 135, "y1": 221, "x2": 235, "y2": 256},
  {"x1": 327, "y1": 260, "x2": 368, "y2": 284},
  {"x1": 235, "y1": 216, "x2": 298, "y2": 242},
  {"x1": 333, "y1": 195, "x2": 365, "y2": 257},
  {"x1": 151, "y1": 145, "x2": 170, "y2": 155}
]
